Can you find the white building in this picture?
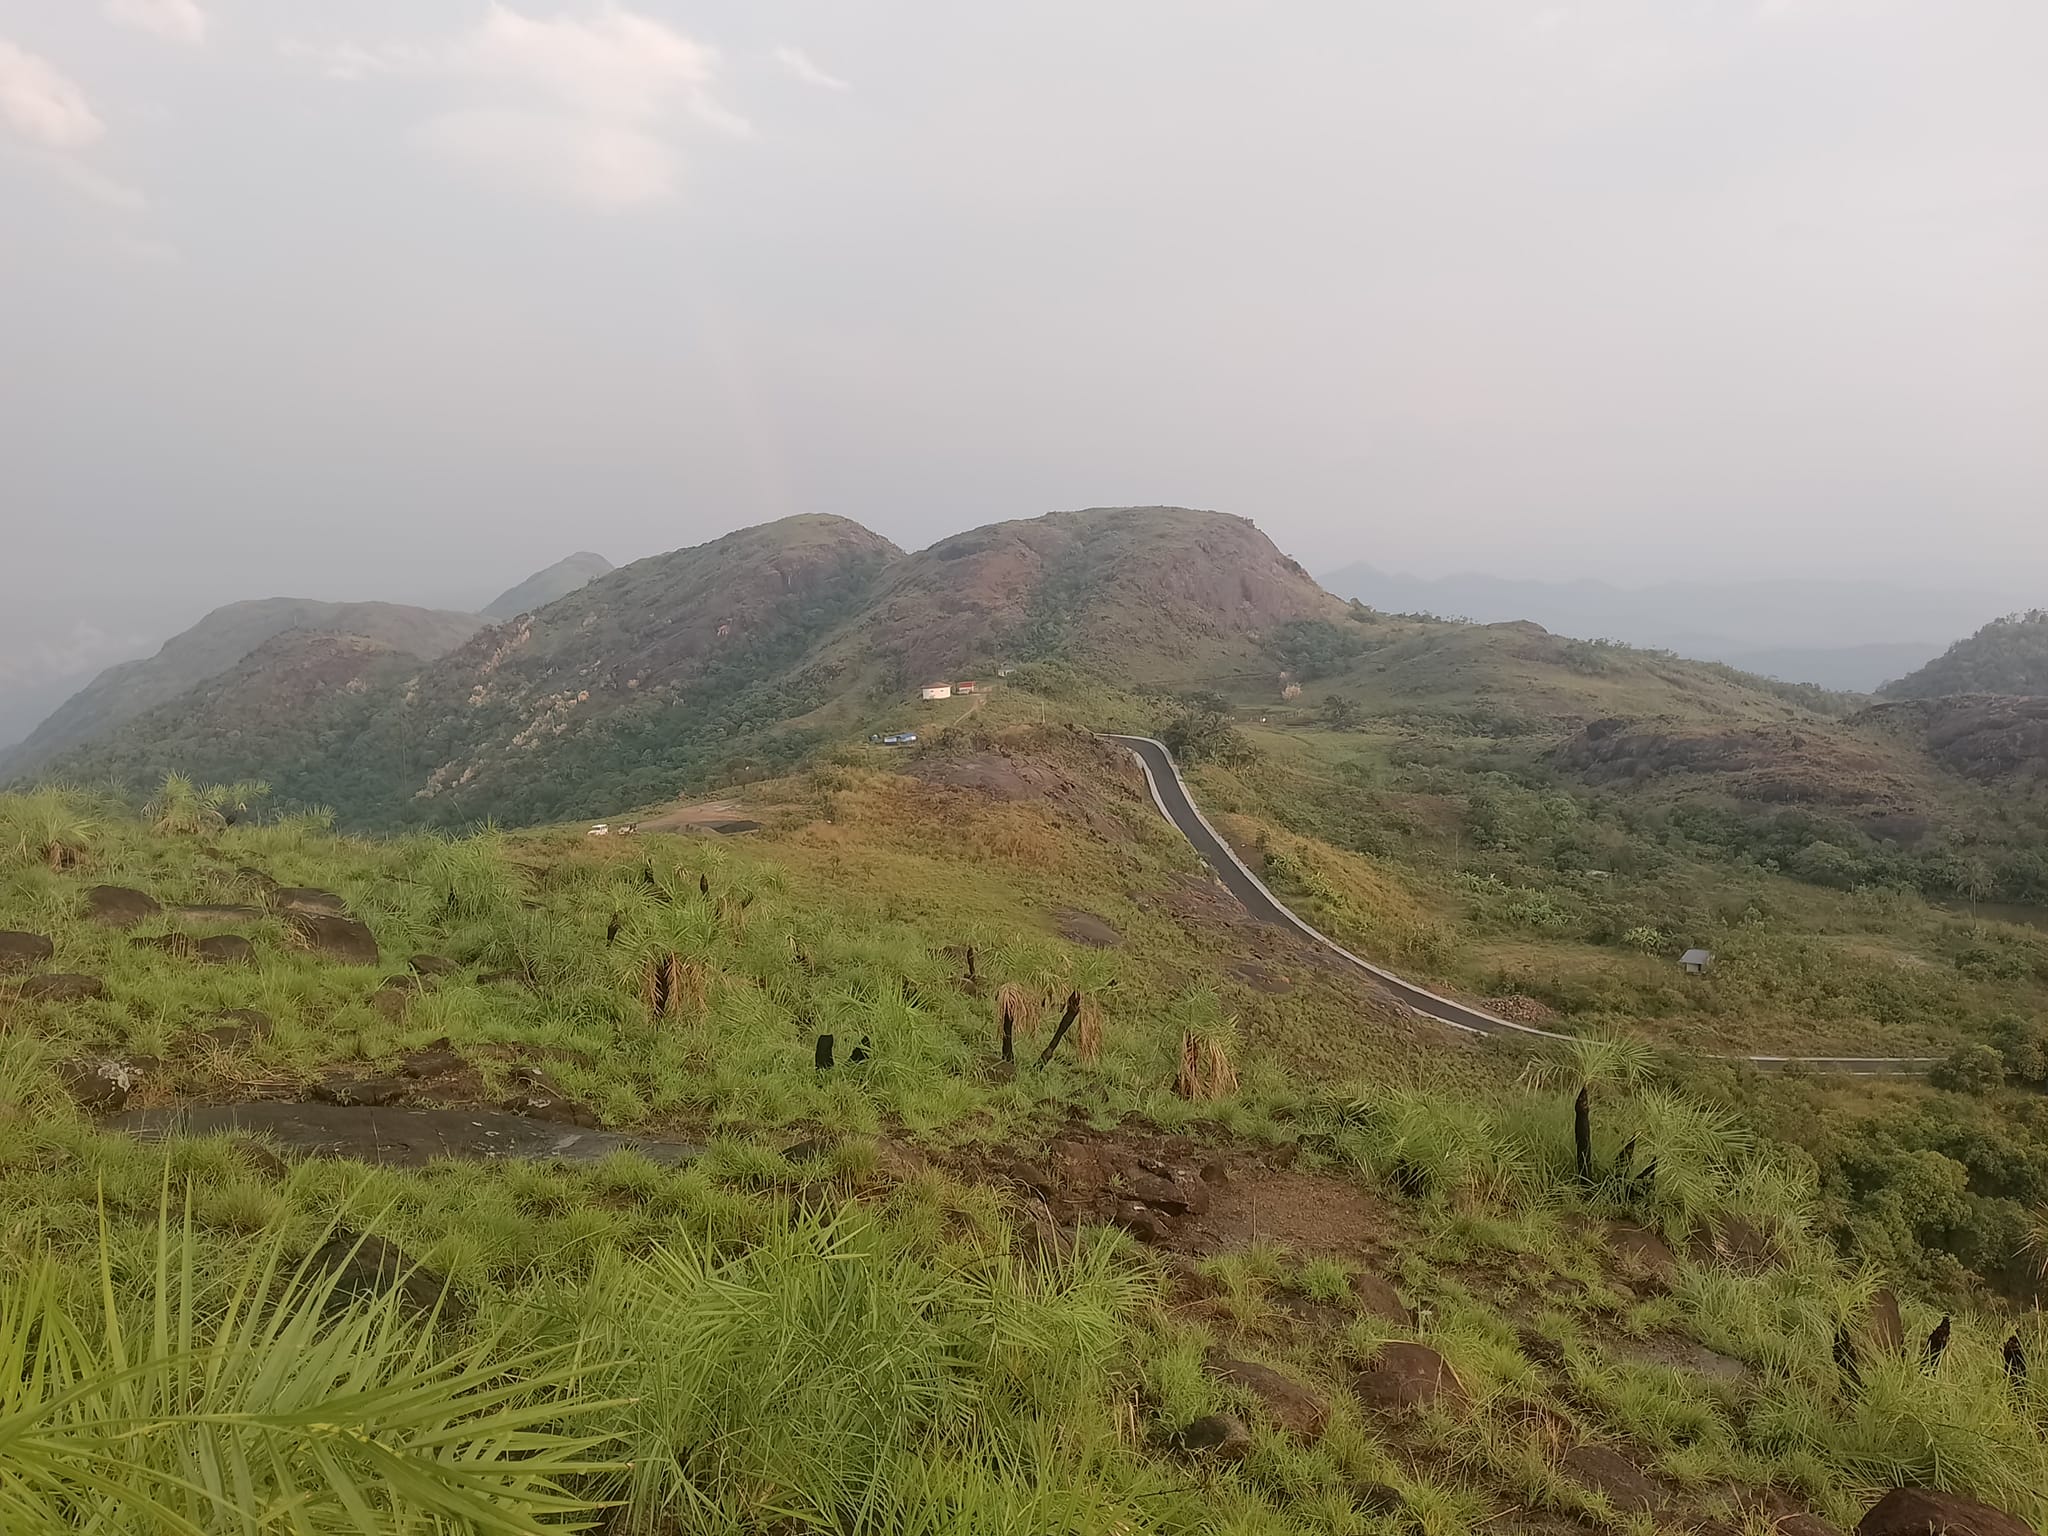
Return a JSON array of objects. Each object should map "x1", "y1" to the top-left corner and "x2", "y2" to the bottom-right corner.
[{"x1": 919, "y1": 683, "x2": 953, "y2": 701}]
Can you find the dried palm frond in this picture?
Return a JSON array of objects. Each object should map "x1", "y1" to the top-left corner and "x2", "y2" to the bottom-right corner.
[
  {"x1": 1174, "y1": 1029, "x2": 1238, "y2": 1101},
  {"x1": 995, "y1": 982, "x2": 1042, "y2": 1038},
  {"x1": 640, "y1": 951, "x2": 709, "y2": 1018},
  {"x1": 665, "y1": 954, "x2": 708, "y2": 1016},
  {"x1": 1073, "y1": 992, "x2": 1104, "y2": 1065}
]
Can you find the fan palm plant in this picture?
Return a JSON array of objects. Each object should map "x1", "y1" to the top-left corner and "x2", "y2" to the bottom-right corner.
[
  {"x1": 614, "y1": 903, "x2": 722, "y2": 1022},
  {"x1": 0, "y1": 788, "x2": 95, "y2": 870},
  {"x1": 1520, "y1": 1033, "x2": 1656, "y2": 1185},
  {"x1": 0, "y1": 1195, "x2": 619, "y2": 1532},
  {"x1": 1056, "y1": 951, "x2": 1118, "y2": 1066}
]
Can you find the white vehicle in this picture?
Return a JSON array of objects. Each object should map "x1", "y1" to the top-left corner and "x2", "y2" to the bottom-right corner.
[{"x1": 587, "y1": 823, "x2": 610, "y2": 837}]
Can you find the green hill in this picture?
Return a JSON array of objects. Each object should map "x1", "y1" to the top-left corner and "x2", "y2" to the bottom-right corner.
[
  {"x1": 819, "y1": 505, "x2": 1348, "y2": 689},
  {"x1": 30, "y1": 508, "x2": 1358, "y2": 829},
  {"x1": 1, "y1": 752, "x2": 2044, "y2": 1532},
  {"x1": 1882, "y1": 609, "x2": 2048, "y2": 699},
  {"x1": 0, "y1": 598, "x2": 484, "y2": 778}
]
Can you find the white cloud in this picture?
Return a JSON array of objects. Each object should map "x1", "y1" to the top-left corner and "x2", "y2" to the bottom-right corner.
[
  {"x1": 105, "y1": 0, "x2": 208, "y2": 45},
  {"x1": 278, "y1": 38, "x2": 434, "y2": 83},
  {"x1": 773, "y1": 45, "x2": 850, "y2": 92},
  {"x1": 40, "y1": 149, "x2": 146, "y2": 210},
  {"x1": 421, "y1": 108, "x2": 675, "y2": 208},
  {"x1": 297, "y1": 5, "x2": 749, "y2": 210},
  {"x1": 0, "y1": 36, "x2": 106, "y2": 151}
]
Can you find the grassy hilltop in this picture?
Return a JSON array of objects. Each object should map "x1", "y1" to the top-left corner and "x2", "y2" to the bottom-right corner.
[{"x1": 4, "y1": 722, "x2": 2048, "y2": 1531}]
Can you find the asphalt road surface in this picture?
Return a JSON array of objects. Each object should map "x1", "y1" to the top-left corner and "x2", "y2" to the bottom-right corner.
[{"x1": 1105, "y1": 734, "x2": 1940, "y2": 1077}]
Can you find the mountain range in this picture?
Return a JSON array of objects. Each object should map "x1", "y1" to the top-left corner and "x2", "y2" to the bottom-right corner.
[
  {"x1": 1318, "y1": 563, "x2": 2027, "y2": 692},
  {"x1": 0, "y1": 556, "x2": 614, "y2": 776},
  {"x1": 11, "y1": 508, "x2": 1347, "y2": 828},
  {"x1": 9, "y1": 507, "x2": 2045, "y2": 835}
]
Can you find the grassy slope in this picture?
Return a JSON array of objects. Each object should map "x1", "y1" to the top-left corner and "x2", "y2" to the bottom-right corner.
[
  {"x1": 1157, "y1": 613, "x2": 2048, "y2": 1058},
  {"x1": 5, "y1": 746, "x2": 2048, "y2": 1532}
]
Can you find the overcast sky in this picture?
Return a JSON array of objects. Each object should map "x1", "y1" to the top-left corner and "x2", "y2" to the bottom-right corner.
[{"x1": 3, "y1": 0, "x2": 2045, "y2": 700}]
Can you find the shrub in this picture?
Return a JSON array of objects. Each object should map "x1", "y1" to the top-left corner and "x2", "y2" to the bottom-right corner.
[{"x1": 1931, "y1": 1044, "x2": 2006, "y2": 1095}]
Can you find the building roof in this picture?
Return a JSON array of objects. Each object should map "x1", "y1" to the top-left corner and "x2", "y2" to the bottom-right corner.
[{"x1": 1680, "y1": 948, "x2": 1713, "y2": 966}]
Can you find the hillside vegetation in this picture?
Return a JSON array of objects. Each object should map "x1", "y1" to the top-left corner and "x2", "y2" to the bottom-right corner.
[
  {"x1": 1882, "y1": 610, "x2": 2048, "y2": 700},
  {"x1": 1, "y1": 599, "x2": 485, "y2": 779},
  {"x1": 26, "y1": 508, "x2": 1350, "y2": 830},
  {"x1": 3, "y1": 762, "x2": 2046, "y2": 1533}
]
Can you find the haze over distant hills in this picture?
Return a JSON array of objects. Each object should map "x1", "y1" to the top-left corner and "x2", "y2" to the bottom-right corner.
[
  {"x1": 0, "y1": 551, "x2": 616, "y2": 768},
  {"x1": 15, "y1": 508, "x2": 1354, "y2": 827},
  {"x1": 483, "y1": 552, "x2": 614, "y2": 620},
  {"x1": 0, "y1": 600, "x2": 489, "y2": 779},
  {"x1": 1319, "y1": 564, "x2": 2029, "y2": 692},
  {"x1": 1881, "y1": 610, "x2": 2048, "y2": 700}
]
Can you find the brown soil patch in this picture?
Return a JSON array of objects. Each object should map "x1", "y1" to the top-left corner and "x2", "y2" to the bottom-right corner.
[
  {"x1": 636, "y1": 798, "x2": 761, "y2": 835},
  {"x1": 981, "y1": 1119, "x2": 1404, "y2": 1264},
  {"x1": 910, "y1": 742, "x2": 1135, "y2": 842}
]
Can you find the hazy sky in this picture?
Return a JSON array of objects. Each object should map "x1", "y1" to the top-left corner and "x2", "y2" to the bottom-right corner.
[{"x1": 3, "y1": 0, "x2": 2045, "y2": 698}]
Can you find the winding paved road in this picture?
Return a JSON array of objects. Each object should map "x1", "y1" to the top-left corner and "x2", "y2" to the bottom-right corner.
[{"x1": 1105, "y1": 734, "x2": 1941, "y2": 1077}]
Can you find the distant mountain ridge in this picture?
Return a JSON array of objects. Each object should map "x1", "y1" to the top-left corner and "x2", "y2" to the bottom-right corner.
[
  {"x1": 0, "y1": 551, "x2": 622, "y2": 775},
  {"x1": 29, "y1": 507, "x2": 2040, "y2": 837},
  {"x1": 483, "y1": 551, "x2": 613, "y2": 619},
  {"x1": 1319, "y1": 563, "x2": 2018, "y2": 692},
  {"x1": 0, "y1": 599, "x2": 486, "y2": 778},
  {"x1": 1880, "y1": 610, "x2": 2048, "y2": 700},
  {"x1": 26, "y1": 507, "x2": 1351, "y2": 827}
]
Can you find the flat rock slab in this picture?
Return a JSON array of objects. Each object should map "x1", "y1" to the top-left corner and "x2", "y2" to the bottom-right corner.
[
  {"x1": 1865, "y1": 1287, "x2": 1905, "y2": 1354},
  {"x1": 286, "y1": 911, "x2": 379, "y2": 966},
  {"x1": 1173, "y1": 1413, "x2": 1252, "y2": 1462},
  {"x1": 61, "y1": 1057, "x2": 146, "y2": 1112},
  {"x1": 0, "y1": 931, "x2": 54, "y2": 971},
  {"x1": 18, "y1": 973, "x2": 106, "y2": 1002},
  {"x1": 197, "y1": 1010, "x2": 272, "y2": 1049},
  {"x1": 271, "y1": 888, "x2": 351, "y2": 916},
  {"x1": 1562, "y1": 1445, "x2": 1666, "y2": 1514},
  {"x1": 1354, "y1": 1342, "x2": 1465, "y2": 1412},
  {"x1": 1054, "y1": 908, "x2": 1123, "y2": 948},
  {"x1": 1687, "y1": 1215, "x2": 1782, "y2": 1271},
  {"x1": 1857, "y1": 1488, "x2": 2034, "y2": 1536},
  {"x1": 105, "y1": 1102, "x2": 700, "y2": 1167},
  {"x1": 1351, "y1": 1271, "x2": 1413, "y2": 1325},
  {"x1": 1617, "y1": 1333, "x2": 1753, "y2": 1386},
  {"x1": 195, "y1": 935, "x2": 256, "y2": 965},
  {"x1": 84, "y1": 886, "x2": 159, "y2": 927},
  {"x1": 1208, "y1": 1355, "x2": 1330, "y2": 1439},
  {"x1": 171, "y1": 904, "x2": 264, "y2": 923},
  {"x1": 310, "y1": 1232, "x2": 456, "y2": 1316},
  {"x1": 1605, "y1": 1220, "x2": 1679, "y2": 1285}
]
